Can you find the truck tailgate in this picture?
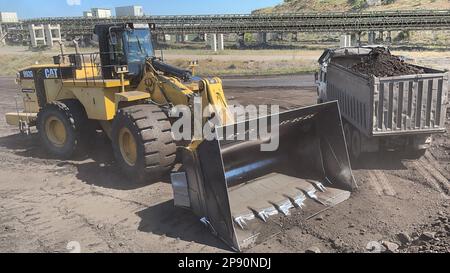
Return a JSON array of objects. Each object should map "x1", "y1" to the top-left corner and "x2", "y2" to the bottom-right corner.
[
  {"x1": 327, "y1": 63, "x2": 448, "y2": 137},
  {"x1": 374, "y1": 74, "x2": 448, "y2": 136}
]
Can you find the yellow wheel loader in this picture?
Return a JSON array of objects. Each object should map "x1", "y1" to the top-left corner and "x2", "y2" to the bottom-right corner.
[{"x1": 6, "y1": 23, "x2": 357, "y2": 251}]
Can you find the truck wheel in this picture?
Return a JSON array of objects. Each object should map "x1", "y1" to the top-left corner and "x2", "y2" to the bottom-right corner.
[
  {"x1": 37, "y1": 100, "x2": 88, "y2": 159},
  {"x1": 350, "y1": 128, "x2": 362, "y2": 161},
  {"x1": 111, "y1": 104, "x2": 177, "y2": 183}
]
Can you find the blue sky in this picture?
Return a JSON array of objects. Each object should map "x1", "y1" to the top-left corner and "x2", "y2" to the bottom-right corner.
[{"x1": 1, "y1": 0, "x2": 283, "y2": 18}]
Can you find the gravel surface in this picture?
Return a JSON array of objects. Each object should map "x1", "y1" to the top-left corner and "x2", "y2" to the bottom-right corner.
[{"x1": 0, "y1": 75, "x2": 449, "y2": 253}]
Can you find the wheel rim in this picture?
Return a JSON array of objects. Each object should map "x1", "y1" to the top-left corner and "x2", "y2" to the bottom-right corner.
[
  {"x1": 119, "y1": 127, "x2": 137, "y2": 167},
  {"x1": 45, "y1": 116, "x2": 67, "y2": 148}
]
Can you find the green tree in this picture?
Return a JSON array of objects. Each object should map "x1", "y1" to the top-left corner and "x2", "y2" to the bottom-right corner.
[{"x1": 244, "y1": 33, "x2": 255, "y2": 43}]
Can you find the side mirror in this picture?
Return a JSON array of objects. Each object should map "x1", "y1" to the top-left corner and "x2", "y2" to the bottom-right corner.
[{"x1": 314, "y1": 72, "x2": 319, "y2": 82}]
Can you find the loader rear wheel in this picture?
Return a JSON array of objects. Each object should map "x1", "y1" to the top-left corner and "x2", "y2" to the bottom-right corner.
[
  {"x1": 45, "y1": 116, "x2": 67, "y2": 147},
  {"x1": 37, "y1": 100, "x2": 88, "y2": 159},
  {"x1": 112, "y1": 104, "x2": 177, "y2": 183}
]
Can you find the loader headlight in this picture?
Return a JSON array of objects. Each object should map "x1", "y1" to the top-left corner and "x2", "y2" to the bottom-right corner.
[{"x1": 114, "y1": 65, "x2": 129, "y2": 74}]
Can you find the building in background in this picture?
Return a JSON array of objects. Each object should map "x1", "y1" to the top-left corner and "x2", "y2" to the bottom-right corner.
[
  {"x1": 91, "y1": 8, "x2": 112, "y2": 18},
  {"x1": 0, "y1": 12, "x2": 19, "y2": 23},
  {"x1": 115, "y1": 6, "x2": 144, "y2": 17},
  {"x1": 83, "y1": 11, "x2": 93, "y2": 18}
]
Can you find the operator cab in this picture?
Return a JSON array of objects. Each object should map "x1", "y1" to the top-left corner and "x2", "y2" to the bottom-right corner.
[{"x1": 94, "y1": 23, "x2": 155, "y2": 85}]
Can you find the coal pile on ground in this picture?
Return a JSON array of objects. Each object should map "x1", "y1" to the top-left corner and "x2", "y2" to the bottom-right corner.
[{"x1": 351, "y1": 48, "x2": 425, "y2": 77}]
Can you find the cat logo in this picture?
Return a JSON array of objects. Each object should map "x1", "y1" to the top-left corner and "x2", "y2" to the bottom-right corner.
[{"x1": 44, "y1": 68, "x2": 59, "y2": 79}]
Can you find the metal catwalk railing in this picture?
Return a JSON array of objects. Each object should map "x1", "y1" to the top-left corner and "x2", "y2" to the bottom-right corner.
[
  {"x1": 4, "y1": 9, "x2": 450, "y2": 38},
  {"x1": 55, "y1": 52, "x2": 126, "y2": 86}
]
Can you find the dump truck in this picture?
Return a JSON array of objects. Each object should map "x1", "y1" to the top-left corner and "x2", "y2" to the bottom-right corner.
[
  {"x1": 316, "y1": 47, "x2": 448, "y2": 160},
  {"x1": 5, "y1": 23, "x2": 357, "y2": 251}
]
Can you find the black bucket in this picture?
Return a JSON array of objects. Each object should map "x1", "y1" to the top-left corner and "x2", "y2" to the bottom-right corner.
[{"x1": 173, "y1": 101, "x2": 357, "y2": 252}]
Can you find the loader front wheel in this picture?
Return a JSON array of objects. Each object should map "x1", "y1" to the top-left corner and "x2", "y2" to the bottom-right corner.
[
  {"x1": 112, "y1": 104, "x2": 177, "y2": 183},
  {"x1": 37, "y1": 100, "x2": 88, "y2": 159}
]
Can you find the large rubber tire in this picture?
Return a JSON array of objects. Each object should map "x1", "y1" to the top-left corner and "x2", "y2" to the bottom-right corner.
[
  {"x1": 111, "y1": 104, "x2": 177, "y2": 183},
  {"x1": 37, "y1": 100, "x2": 88, "y2": 159}
]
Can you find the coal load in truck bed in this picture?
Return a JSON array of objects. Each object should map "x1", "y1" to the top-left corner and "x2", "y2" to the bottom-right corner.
[{"x1": 351, "y1": 48, "x2": 424, "y2": 77}]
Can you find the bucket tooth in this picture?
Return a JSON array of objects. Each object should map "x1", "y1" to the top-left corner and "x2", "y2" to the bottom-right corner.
[
  {"x1": 285, "y1": 192, "x2": 307, "y2": 208},
  {"x1": 255, "y1": 211, "x2": 268, "y2": 222},
  {"x1": 302, "y1": 188, "x2": 326, "y2": 205},
  {"x1": 295, "y1": 181, "x2": 326, "y2": 205},
  {"x1": 233, "y1": 212, "x2": 255, "y2": 229},
  {"x1": 324, "y1": 177, "x2": 333, "y2": 185},
  {"x1": 252, "y1": 206, "x2": 278, "y2": 222},
  {"x1": 305, "y1": 188, "x2": 317, "y2": 200},
  {"x1": 309, "y1": 181, "x2": 327, "y2": 192},
  {"x1": 271, "y1": 199, "x2": 294, "y2": 216},
  {"x1": 234, "y1": 217, "x2": 246, "y2": 229}
]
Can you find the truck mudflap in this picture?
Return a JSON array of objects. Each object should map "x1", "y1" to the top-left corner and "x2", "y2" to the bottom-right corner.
[{"x1": 172, "y1": 101, "x2": 357, "y2": 252}]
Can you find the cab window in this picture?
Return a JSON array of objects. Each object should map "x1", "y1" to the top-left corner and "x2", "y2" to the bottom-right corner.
[{"x1": 125, "y1": 29, "x2": 154, "y2": 63}]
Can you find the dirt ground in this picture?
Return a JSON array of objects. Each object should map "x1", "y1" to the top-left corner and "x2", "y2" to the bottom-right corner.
[{"x1": 0, "y1": 75, "x2": 449, "y2": 253}]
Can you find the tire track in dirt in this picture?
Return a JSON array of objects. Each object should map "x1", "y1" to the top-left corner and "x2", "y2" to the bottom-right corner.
[
  {"x1": 424, "y1": 152, "x2": 450, "y2": 181},
  {"x1": 367, "y1": 170, "x2": 396, "y2": 197},
  {"x1": 367, "y1": 171, "x2": 383, "y2": 196},
  {"x1": 1, "y1": 180, "x2": 218, "y2": 253},
  {"x1": 0, "y1": 149, "x2": 62, "y2": 173},
  {"x1": 0, "y1": 189, "x2": 118, "y2": 252},
  {"x1": 404, "y1": 154, "x2": 450, "y2": 199},
  {"x1": 0, "y1": 152, "x2": 221, "y2": 253}
]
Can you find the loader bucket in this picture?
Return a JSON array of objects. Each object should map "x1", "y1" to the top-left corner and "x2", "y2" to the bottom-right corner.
[{"x1": 172, "y1": 101, "x2": 357, "y2": 252}]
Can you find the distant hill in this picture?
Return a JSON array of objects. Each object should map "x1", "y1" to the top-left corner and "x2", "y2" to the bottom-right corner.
[{"x1": 254, "y1": 0, "x2": 450, "y2": 14}]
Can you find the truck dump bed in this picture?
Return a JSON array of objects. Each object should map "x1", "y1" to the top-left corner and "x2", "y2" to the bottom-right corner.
[{"x1": 326, "y1": 56, "x2": 448, "y2": 137}]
